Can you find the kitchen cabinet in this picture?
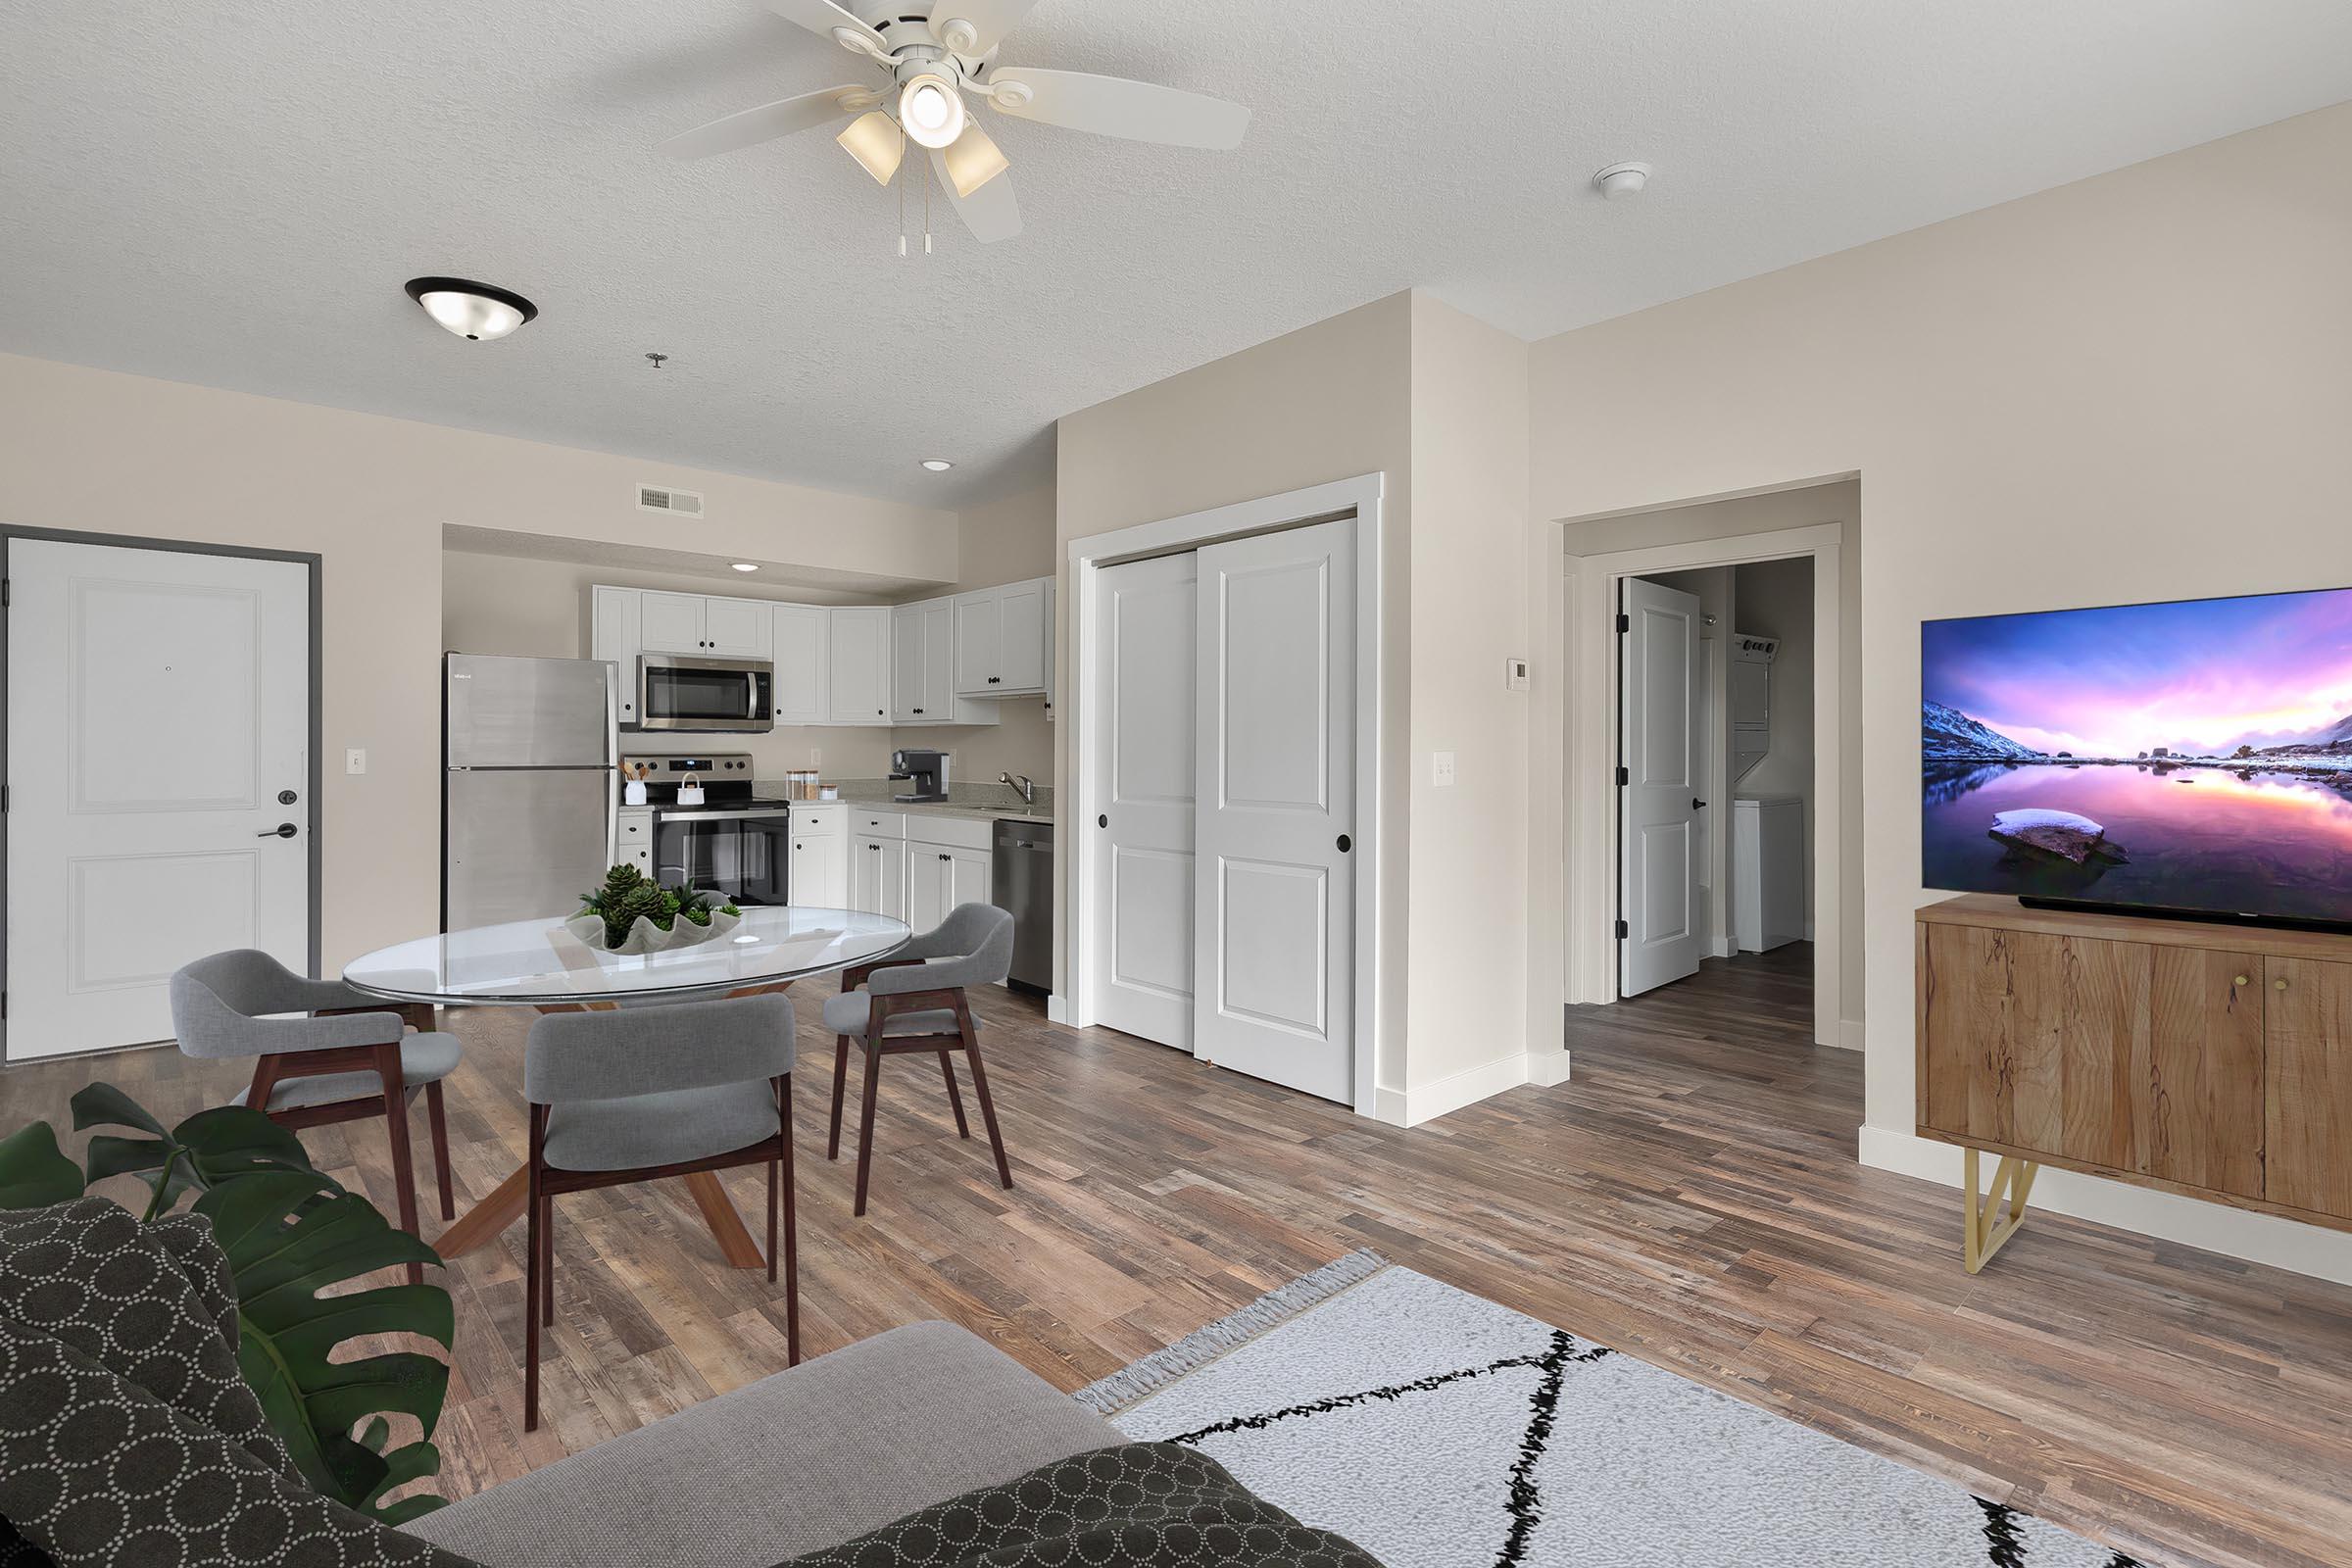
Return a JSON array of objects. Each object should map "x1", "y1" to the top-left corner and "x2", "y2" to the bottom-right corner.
[
  {"x1": 955, "y1": 577, "x2": 1052, "y2": 697},
  {"x1": 787, "y1": 803, "x2": 847, "y2": 908},
  {"x1": 894, "y1": 600, "x2": 997, "y2": 726},
  {"x1": 614, "y1": 806, "x2": 654, "y2": 876},
  {"x1": 907, "y1": 843, "x2": 991, "y2": 932},
  {"x1": 828, "y1": 607, "x2": 893, "y2": 726},
  {"x1": 638, "y1": 591, "x2": 772, "y2": 659},
  {"x1": 849, "y1": 833, "x2": 906, "y2": 919},
  {"x1": 591, "y1": 587, "x2": 643, "y2": 726},
  {"x1": 771, "y1": 604, "x2": 829, "y2": 725}
]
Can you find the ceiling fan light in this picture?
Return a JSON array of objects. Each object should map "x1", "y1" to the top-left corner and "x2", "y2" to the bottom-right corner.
[
  {"x1": 837, "y1": 111, "x2": 906, "y2": 185},
  {"x1": 899, "y1": 73, "x2": 965, "y2": 150},
  {"x1": 404, "y1": 276, "x2": 537, "y2": 342},
  {"x1": 941, "y1": 123, "x2": 1009, "y2": 198}
]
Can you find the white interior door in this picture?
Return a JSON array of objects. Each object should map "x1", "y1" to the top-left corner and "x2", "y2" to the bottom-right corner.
[
  {"x1": 1193, "y1": 520, "x2": 1355, "y2": 1102},
  {"x1": 1619, "y1": 575, "x2": 1706, "y2": 997},
  {"x1": 1088, "y1": 553, "x2": 1197, "y2": 1047},
  {"x1": 6, "y1": 538, "x2": 311, "y2": 1058}
]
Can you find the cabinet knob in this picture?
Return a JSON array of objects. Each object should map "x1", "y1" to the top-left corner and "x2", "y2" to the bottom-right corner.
[
  {"x1": 2234, "y1": 974, "x2": 2250, "y2": 988},
  {"x1": 2276, "y1": 977, "x2": 2290, "y2": 991}
]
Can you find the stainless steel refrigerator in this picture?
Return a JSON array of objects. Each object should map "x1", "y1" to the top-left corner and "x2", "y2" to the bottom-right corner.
[{"x1": 443, "y1": 654, "x2": 615, "y2": 930}]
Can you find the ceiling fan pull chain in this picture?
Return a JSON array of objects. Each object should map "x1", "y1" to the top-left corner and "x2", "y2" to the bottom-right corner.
[
  {"x1": 898, "y1": 142, "x2": 908, "y2": 257},
  {"x1": 924, "y1": 154, "x2": 934, "y2": 255}
]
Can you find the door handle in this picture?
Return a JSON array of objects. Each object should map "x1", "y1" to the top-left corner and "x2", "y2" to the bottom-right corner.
[
  {"x1": 1097, "y1": 813, "x2": 1107, "y2": 828},
  {"x1": 1337, "y1": 833, "x2": 1352, "y2": 853},
  {"x1": 257, "y1": 822, "x2": 297, "y2": 839},
  {"x1": 1692, "y1": 798, "x2": 1707, "y2": 809}
]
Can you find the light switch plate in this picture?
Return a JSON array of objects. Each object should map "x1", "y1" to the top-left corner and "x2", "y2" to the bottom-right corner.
[
  {"x1": 1505, "y1": 658, "x2": 1531, "y2": 691},
  {"x1": 345, "y1": 748, "x2": 367, "y2": 775},
  {"x1": 1432, "y1": 751, "x2": 1456, "y2": 786}
]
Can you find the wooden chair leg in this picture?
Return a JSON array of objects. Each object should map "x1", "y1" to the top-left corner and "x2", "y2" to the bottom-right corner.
[
  {"x1": 938, "y1": 1050, "x2": 970, "y2": 1139},
  {"x1": 853, "y1": 1037, "x2": 883, "y2": 1218},
  {"x1": 425, "y1": 1081, "x2": 456, "y2": 1222},
  {"x1": 376, "y1": 1045, "x2": 423, "y2": 1287},
  {"x1": 955, "y1": 998, "x2": 1013, "y2": 1192},
  {"x1": 523, "y1": 1151, "x2": 543, "y2": 1433},
  {"x1": 540, "y1": 1197, "x2": 556, "y2": 1327},
  {"x1": 827, "y1": 1036, "x2": 850, "y2": 1160},
  {"x1": 785, "y1": 1071, "x2": 804, "y2": 1363}
]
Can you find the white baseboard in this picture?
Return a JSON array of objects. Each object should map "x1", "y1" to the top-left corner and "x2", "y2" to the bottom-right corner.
[
  {"x1": 1046, "y1": 994, "x2": 1072, "y2": 1025},
  {"x1": 1831, "y1": 1016, "x2": 1866, "y2": 1053},
  {"x1": 1857, "y1": 1125, "x2": 2352, "y2": 1288},
  {"x1": 1710, "y1": 936, "x2": 1739, "y2": 958},
  {"x1": 1526, "y1": 1048, "x2": 1573, "y2": 1087},
  {"x1": 1374, "y1": 1051, "x2": 1539, "y2": 1127}
]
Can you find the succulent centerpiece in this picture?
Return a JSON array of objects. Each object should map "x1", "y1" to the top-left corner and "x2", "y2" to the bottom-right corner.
[{"x1": 568, "y1": 862, "x2": 742, "y2": 954}]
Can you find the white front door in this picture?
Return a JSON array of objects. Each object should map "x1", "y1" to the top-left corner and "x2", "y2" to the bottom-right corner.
[
  {"x1": 1192, "y1": 520, "x2": 1355, "y2": 1102},
  {"x1": 1088, "y1": 552, "x2": 1197, "y2": 1047},
  {"x1": 1619, "y1": 575, "x2": 1706, "y2": 997},
  {"x1": 5, "y1": 538, "x2": 312, "y2": 1058}
]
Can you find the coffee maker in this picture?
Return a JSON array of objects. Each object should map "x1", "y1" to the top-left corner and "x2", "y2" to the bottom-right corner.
[{"x1": 891, "y1": 748, "x2": 950, "y2": 803}]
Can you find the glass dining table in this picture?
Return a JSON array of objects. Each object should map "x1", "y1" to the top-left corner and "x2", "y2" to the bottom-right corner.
[{"x1": 344, "y1": 905, "x2": 911, "y2": 1268}]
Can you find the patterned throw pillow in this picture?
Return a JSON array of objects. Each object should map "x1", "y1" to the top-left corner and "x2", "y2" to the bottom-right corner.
[
  {"x1": 0, "y1": 1198, "x2": 478, "y2": 1568},
  {"x1": 779, "y1": 1443, "x2": 1381, "y2": 1568}
]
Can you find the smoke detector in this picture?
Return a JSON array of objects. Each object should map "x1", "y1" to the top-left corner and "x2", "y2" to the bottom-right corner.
[{"x1": 1592, "y1": 162, "x2": 1651, "y2": 200}]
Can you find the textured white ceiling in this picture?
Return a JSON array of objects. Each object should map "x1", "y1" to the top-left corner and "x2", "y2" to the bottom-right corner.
[{"x1": 6, "y1": 1, "x2": 2350, "y2": 507}]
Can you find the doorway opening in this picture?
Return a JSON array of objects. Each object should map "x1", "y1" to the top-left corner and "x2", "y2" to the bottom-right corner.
[
  {"x1": 1621, "y1": 558, "x2": 1817, "y2": 1006},
  {"x1": 1560, "y1": 479, "x2": 1860, "y2": 1056}
]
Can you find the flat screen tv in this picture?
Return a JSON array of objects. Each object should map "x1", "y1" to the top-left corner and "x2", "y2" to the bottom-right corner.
[{"x1": 1922, "y1": 585, "x2": 2352, "y2": 931}]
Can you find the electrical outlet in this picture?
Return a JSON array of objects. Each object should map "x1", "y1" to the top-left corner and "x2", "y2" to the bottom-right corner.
[
  {"x1": 345, "y1": 748, "x2": 367, "y2": 775},
  {"x1": 1432, "y1": 751, "x2": 1456, "y2": 786}
]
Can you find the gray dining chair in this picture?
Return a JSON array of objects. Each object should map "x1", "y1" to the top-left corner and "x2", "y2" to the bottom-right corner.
[
  {"x1": 522, "y1": 994, "x2": 799, "y2": 1431},
  {"x1": 168, "y1": 950, "x2": 461, "y2": 1284},
  {"x1": 823, "y1": 903, "x2": 1015, "y2": 1217}
]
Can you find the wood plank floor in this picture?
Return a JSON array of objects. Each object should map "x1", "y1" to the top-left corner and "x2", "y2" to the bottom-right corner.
[{"x1": 6, "y1": 944, "x2": 2349, "y2": 1567}]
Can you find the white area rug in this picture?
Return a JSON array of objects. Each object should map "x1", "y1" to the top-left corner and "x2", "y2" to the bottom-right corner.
[{"x1": 1080, "y1": 1253, "x2": 2142, "y2": 1568}]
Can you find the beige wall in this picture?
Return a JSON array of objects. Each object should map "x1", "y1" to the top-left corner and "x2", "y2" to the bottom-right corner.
[
  {"x1": 1528, "y1": 104, "x2": 2352, "y2": 1276},
  {"x1": 0, "y1": 354, "x2": 957, "y2": 969},
  {"x1": 1056, "y1": 293, "x2": 1418, "y2": 1098}
]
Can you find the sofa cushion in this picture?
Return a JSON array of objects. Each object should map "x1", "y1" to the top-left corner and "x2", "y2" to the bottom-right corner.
[{"x1": 404, "y1": 1322, "x2": 1118, "y2": 1568}]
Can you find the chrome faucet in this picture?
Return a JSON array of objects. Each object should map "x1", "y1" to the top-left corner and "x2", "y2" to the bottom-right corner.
[{"x1": 999, "y1": 771, "x2": 1036, "y2": 806}]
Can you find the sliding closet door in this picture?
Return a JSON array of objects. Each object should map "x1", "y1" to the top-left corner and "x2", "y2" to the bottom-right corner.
[
  {"x1": 1192, "y1": 519, "x2": 1355, "y2": 1102},
  {"x1": 1087, "y1": 552, "x2": 1198, "y2": 1047}
]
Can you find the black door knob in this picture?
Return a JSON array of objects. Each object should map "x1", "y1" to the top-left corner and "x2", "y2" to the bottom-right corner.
[
  {"x1": 1097, "y1": 813, "x2": 1107, "y2": 828},
  {"x1": 1692, "y1": 798, "x2": 1707, "y2": 809},
  {"x1": 257, "y1": 822, "x2": 297, "y2": 839},
  {"x1": 277, "y1": 789, "x2": 298, "y2": 806},
  {"x1": 1337, "y1": 834, "x2": 1352, "y2": 853}
]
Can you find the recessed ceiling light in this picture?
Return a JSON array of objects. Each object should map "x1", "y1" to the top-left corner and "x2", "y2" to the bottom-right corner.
[
  {"x1": 405, "y1": 276, "x2": 538, "y2": 341},
  {"x1": 731, "y1": 563, "x2": 760, "y2": 572},
  {"x1": 920, "y1": 459, "x2": 955, "y2": 472}
]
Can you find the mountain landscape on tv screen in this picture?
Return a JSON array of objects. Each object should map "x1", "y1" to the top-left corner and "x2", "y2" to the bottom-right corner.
[{"x1": 1919, "y1": 587, "x2": 2352, "y2": 921}]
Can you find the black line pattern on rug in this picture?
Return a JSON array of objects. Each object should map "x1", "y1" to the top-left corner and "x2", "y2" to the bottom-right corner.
[{"x1": 1977, "y1": 1494, "x2": 2144, "y2": 1567}]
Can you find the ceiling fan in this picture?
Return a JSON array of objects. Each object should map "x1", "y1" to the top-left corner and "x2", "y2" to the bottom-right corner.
[{"x1": 659, "y1": 0, "x2": 1251, "y2": 243}]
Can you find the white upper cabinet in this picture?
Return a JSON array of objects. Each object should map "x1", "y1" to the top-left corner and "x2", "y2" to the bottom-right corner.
[
  {"x1": 591, "y1": 586, "x2": 643, "y2": 726},
  {"x1": 895, "y1": 598, "x2": 999, "y2": 726},
  {"x1": 771, "y1": 603, "x2": 829, "y2": 725},
  {"x1": 703, "y1": 597, "x2": 772, "y2": 659},
  {"x1": 641, "y1": 591, "x2": 771, "y2": 658},
  {"x1": 955, "y1": 577, "x2": 1053, "y2": 696},
  {"x1": 639, "y1": 592, "x2": 706, "y2": 654},
  {"x1": 828, "y1": 606, "x2": 893, "y2": 725}
]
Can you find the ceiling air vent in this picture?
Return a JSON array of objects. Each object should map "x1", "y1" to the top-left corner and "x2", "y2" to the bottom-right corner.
[{"x1": 637, "y1": 484, "x2": 705, "y2": 517}]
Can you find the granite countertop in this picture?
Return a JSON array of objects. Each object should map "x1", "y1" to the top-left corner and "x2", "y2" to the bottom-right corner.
[{"x1": 767, "y1": 791, "x2": 1054, "y2": 827}]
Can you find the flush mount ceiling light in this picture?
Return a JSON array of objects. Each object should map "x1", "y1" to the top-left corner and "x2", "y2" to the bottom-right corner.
[
  {"x1": 731, "y1": 562, "x2": 760, "y2": 572},
  {"x1": 920, "y1": 459, "x2": 955, "y2": 471},
  {"x1": 654, "y1": 1, "x2": 1251, "y2": 247},
  {"x1": 404, "y1": 276, "x2": 537, "y2": 341}
]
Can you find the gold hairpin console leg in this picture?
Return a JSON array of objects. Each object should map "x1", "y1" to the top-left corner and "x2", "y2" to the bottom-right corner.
[{"x1": 1961, "y1": 1147, "x2": 2039, "y2": 1274}]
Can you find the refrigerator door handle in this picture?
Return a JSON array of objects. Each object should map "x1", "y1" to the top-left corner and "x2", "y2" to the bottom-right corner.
[{"x1": 605, "y1": 662, "x2": 620, "y2": 861}]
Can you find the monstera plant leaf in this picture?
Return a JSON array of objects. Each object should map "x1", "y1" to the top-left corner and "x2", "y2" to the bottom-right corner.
[
  {"x1": 0, "y1": 1121, "x2": 85, "y2": 1208},
  {"x1": 196, "y1": 1169, "x2": 455, "y2": 1522},
  {"x1": 72, "y1": 1084, "x2": 321, "y2": 1218}
]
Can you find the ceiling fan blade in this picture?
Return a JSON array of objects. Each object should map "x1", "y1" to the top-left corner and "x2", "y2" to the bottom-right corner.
[
  {"x1": 986, "y1": 68, "x2": 1250, "y2": 149},
  {"x1": 930, "y1": 148, "x2": 1021, "y2": 242},
  {"x1": 765, "y1": 0, "x2": 885, "y2": 49},
  {"x1": 660, "y1": 85, "x2": 866, "y2": 159},
  {"x1": 927, "y1": 0, "x2": 1040, "y2": 56}
]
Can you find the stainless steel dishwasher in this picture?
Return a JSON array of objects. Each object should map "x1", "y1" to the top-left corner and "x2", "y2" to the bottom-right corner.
[{"x1": 992, "y1": 818, "x2": 1054, "y2": 996}]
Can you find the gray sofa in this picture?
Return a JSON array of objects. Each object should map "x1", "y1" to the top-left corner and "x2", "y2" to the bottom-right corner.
[{"x1": 406, "y1": 1321, "x2": 1120, "y2": 1568}]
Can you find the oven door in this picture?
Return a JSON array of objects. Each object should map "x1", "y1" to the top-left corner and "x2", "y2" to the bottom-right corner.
[
  {"x1": 640, "y1": 655, "x2": 775, "y2": 732},
  {"x1": 654, "y1": 809, "x2": 793, "y2": 906}
]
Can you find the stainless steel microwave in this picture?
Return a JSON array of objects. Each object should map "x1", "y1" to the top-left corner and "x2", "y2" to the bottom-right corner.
[{"x1": 638, "y1": 654, "x2": 775, "y2": 732}]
